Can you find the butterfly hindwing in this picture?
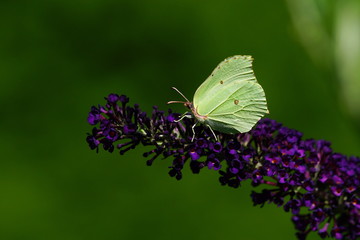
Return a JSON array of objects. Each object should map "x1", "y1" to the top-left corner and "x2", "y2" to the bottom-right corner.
[{"x1": 204, "y1": 80, "x2": 268, "y2": 133}]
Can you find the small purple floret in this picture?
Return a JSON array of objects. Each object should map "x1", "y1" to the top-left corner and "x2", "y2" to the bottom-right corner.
[
  {"x1": 123, "y1": 124, "x2": 137, "y2": 134},
  {"x1": 88, "y1": 106, "x2": 101, "y2": 125},
  {"x1": 107, "y1": 93, "x2": 119, "y2": 103}
]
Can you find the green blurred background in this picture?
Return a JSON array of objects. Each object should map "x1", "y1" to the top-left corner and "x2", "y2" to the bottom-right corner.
[{"x1": 1, "y1": 0, "x2": 359, "y2": 239}]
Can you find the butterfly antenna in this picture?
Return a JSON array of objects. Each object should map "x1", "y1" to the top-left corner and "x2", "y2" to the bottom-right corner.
[{"x1": 170, "y1": 87, "x2": 190, "y2": 102}]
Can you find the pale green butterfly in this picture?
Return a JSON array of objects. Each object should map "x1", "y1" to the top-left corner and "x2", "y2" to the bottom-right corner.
[{"x1": 168, "y1": 55, "x2": 269, "y2": 140}]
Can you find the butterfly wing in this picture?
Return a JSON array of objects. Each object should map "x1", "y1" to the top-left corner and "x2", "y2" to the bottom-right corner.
[
  {"x1": 203, "y1": 80, "x2": 268, "y2": 134},
  {"x1": 193, "y1": 55, "x2": 258, "y2": 114}
]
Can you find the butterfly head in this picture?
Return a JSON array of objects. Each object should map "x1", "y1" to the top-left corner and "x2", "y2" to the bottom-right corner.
[
  {"x1": 167, "y1": 87, "x2": 207, "y2": 123},
  {"x1": 167, "y1": 99, "x2": 195, "y2": 113},
  {"x1": 184, "y1": 101, "x2": 193, "y2": 110}
]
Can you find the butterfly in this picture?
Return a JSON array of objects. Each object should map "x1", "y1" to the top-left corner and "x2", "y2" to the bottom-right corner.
[{"x1": 168, "y1": 55, "x2": 269, "y2": 140}]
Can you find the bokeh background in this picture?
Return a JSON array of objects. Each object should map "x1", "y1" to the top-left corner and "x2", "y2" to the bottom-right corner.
[{"x1": 1, "y1": 0, "x2": 359, "y2": 239}]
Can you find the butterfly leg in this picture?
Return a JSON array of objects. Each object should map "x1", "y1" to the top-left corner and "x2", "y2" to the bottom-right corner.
[
  {"x1": 173, "y1": 112, "x2": 197, "y2": 141},
  {"x1": 191, "y1": 122, "x2": 197, "y2": 142},
  {"x1": 174, "y1": 112, "x2": 192, "y2": 122},
  {"x1": 206, "y1": 124, "x2": 218, "y2": 141}
]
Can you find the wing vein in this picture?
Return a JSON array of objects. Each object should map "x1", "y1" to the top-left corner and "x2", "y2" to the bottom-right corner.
[{"x1": 220, "y1": 71, "x2": 255, "y2": 83}]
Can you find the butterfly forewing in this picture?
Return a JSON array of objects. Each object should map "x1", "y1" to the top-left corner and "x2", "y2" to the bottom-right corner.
[{"x1": 193, "y1": 55, "x2": 257, "y2": 109}]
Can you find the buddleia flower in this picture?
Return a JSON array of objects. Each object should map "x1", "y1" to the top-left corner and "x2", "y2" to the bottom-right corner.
[{"x1": 86, "y1": 93, "x2": 360, "y2": 240}]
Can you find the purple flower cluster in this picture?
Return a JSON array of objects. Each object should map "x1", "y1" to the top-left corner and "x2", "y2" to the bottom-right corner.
[{"x1": 86, "y1": 93, "x2": 360, "y2": 240}]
